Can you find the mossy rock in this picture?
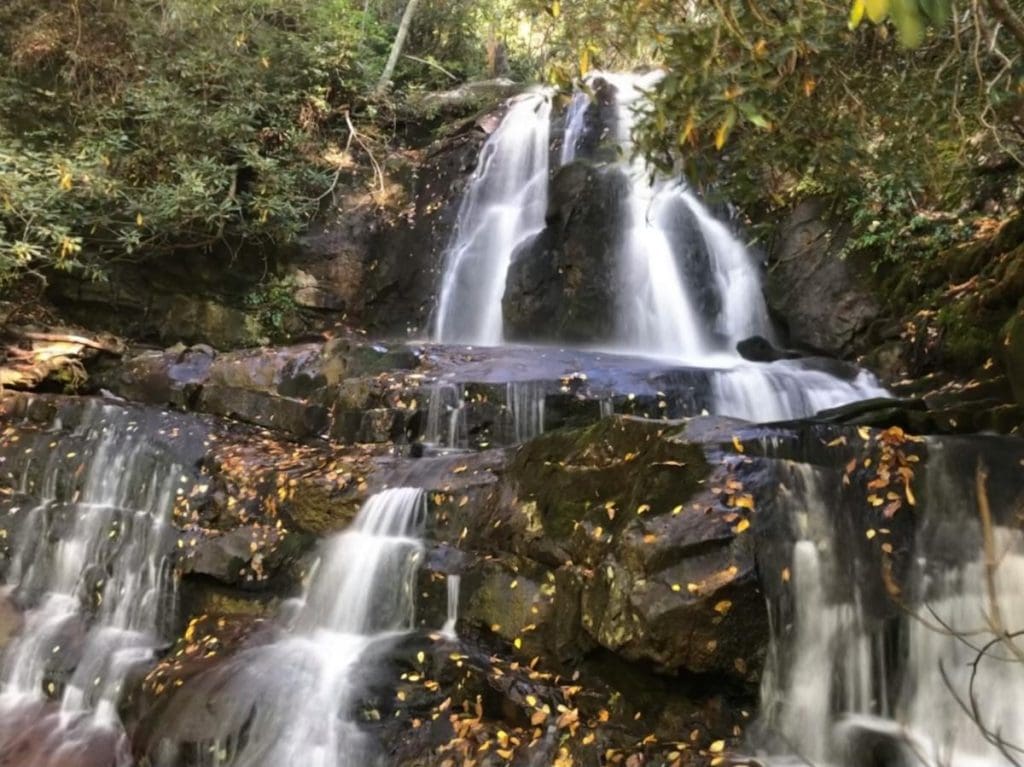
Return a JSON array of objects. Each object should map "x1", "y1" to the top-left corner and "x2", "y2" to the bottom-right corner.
[
  {"x1": 1003, "y1": 304, "x2": 1024, "y2": 408},
  {"x1": 507, "y1": 416, "x2": 710, "y2": 551},
  {"x1": 284, "y1": 481, "x2": 364, "y2": 536}
]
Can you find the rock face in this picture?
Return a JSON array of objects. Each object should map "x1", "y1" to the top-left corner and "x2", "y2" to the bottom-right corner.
[
  {"x1": 766, "y1": 198, "x2": 881, "y2": 357},
  {"x1": 1003, "y1": 304, "x2": 1024, "y2": 408},
  {"x1": 6, "y1": 382, "x2": 1024, "y2": 767},
  {"x1": 503, "y1": 162, "x2": 629, "y2": 343}
]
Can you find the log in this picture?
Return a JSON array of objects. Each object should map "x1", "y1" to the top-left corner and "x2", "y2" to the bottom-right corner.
[{"x1": 0, "y1": 325, "x2": 123, "y2": 392}]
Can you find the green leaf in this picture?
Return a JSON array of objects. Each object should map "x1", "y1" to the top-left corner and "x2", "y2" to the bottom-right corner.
[{"x1": 917, "y1": 0, "x2": 950, "y2": 26}]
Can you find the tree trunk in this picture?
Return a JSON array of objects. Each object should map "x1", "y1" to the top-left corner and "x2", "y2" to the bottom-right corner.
[{"x1": 375, "y1": 0, "x2": 423, "y2": 96}]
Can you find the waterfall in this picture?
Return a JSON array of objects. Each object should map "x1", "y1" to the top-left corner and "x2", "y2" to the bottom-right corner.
[
  {"x1": 441, "y1": 574, "x2": 460, "y2": 639},
  {"x1": 560, "y1": 90, "x2": 590, "y2": 165},
  {"x1": 428, "y1": 71, "x2": 886, "y2": 423},
  {"x1": 433, "y1": 90, "x2": 553, "y2": 345},
  {"x1": 156, "y1": 487, "x2": 426, "y2": 767},
  {"x1": 507, "y1": 380, "x2": 546, "y2": 442},
  {"x1": 757, "y1": 448, "x2": 1024, "y2": 766},
  {"x1": 0, "y1": 399, "x2": 184, "y2": 764},
  {"x1": 423, "y1": 382, "x2": 465, "y2": 449},
  {"x1": 711, "y1": 363, "x2": 886, "y2": 423}
]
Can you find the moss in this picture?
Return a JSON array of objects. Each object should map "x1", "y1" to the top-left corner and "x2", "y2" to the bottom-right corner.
[
  {"x1": 508, "y1": 417, "x2": 710, "y2": 544},
  {"x1": 285, "y1": 482, "x2": 361, "y2": 535},
  {"x1": 937, "y1": 303, "x2": 999, "y2": 373}
]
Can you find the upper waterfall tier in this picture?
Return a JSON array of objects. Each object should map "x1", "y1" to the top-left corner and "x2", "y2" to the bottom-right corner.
[
  {"x1": 429, "y1": 72, "x2": 887, "y2": 422},
  {"x1": 433, "y1": 90, "x2": 553, "y2": 345}
]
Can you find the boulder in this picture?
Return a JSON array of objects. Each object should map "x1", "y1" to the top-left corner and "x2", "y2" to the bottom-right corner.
[
  {"x1": 736, "y1": 335, "x2": 802, "y2": 363},
  {"x1": 503, "y1": 162, "x2": 630, "y2": 343},
  {"x1": 435, "y1": 417, "x2": 770, "y2": 678},
  {"x1": 766, "y1": 198, "x2": 881, "y2": 357}
]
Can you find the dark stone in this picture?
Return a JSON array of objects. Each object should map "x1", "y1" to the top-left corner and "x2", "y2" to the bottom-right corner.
[
  {"x1": 736, "y1": 335, "x2": 802, "y2": 363},
  {"x1": 1002, "y1": 304, "x2": 1024, "y2": 409},
  {"x1": 197, "y1": 384, "x2": 328, "y2": 439},
  {"x1": 503, "y1": 162, "x2": 630, "y2": 343},
  {"x1": 766, "y1": 198, "x2": 881, "y2": 357}
]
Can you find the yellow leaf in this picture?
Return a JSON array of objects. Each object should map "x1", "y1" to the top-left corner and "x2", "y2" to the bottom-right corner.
[
  {"x1": 714, "y1": 600, "x2": 732, "y2": 615},
  {"x1": 734, "y1": 494, "x2": 755, "y2": 510},
  {"x1": 579, "y1": 47, "x2": 590, "y2": 76},
  {"x1": 781, "y1": 567, "x2": 790, "y2": 582},
  {"x1": 733, "y1": 518, "x2": 751, "y2": 534},
  {"x1": 637, "y1": 504, "x2": 650, "y2": 515},
  {"x1": 865, "y1": 0, "x2": 889, "y2": 22},
  {"x1": 732, "y1": 435, "x2": 745, "y2": 453},
  {"x1": 905, "y1": 482, "x2": 916, "y2": 506},
  {"x1": 679, "y1": 115, "x2": 697, "y2": 147},
  {"x1": 714, "y1": 109, "x2": 737, "y2": 151},
  {"x1": 709, "y1": 740, "x2": 726, "y2": 753},
  {"x1": 550, "y1": 0, "x2": 561, "y2": 17},
  {"x1": 849, "y1": 0, "x2": 867, "y2": 27},
  {"x1": 136, "y1": 212, "x2": 144, "y2": 227}
]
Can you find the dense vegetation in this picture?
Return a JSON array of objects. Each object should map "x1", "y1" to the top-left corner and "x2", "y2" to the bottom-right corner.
[
  {"x1": 2, "y1": 0, "x2": 1022, "y2": 361},
  {"x1": 0, "y1": 0, "x2": 547, "y2": 287}
]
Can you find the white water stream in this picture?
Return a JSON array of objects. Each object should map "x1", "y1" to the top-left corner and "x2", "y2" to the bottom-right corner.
[
  {"x1": 431, "y1": 71, "x2": 887, "y2": 422},
  {"x1": 160, "y1": 487, "x2": 426, "y2": 767},
  {"x1": 759, "y1": 456, "x2": 1024, "y2": 766},
  {"x1": 434, "y1": 91, "x2": 553, "y2": 345},
  {"x1": 0, "y1": 401, "x2": 183, "y2": 765}
]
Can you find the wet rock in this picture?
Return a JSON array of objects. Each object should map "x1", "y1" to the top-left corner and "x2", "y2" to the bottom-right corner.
[
  {"x1": 766, "y1": 198, "x2": 881, "y2": 357},
  {"x1": 0, "y1": 596, "x2": 22, "y2": 650},
  {"x1": 197, "y1": 384, "x2": 328, "y2": 438},
  {"x1": 435, "y1": 417, "x2": 769, "y2": 678},
  {"x1": 1002, "y1": 305, "x2": 1024, "y2": 409},
  {"x1": 736, "y1": 335, "x2": 802, "y2": 363},
  {"x1": 503, "y1": 162, "x2": 630, "y2": 343},
  {"x1": 162, "y1": 296, "x2": 263, "y2": 349},
  {"x1": 94, "y1": 345, "x2": 215, "y2": 408},
  {"x1": 355, "y1": 123, "x2": 492, "y2": 337}
]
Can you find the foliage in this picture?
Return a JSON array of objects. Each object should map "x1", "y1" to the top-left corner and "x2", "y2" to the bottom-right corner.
[
  {"x1": 0, "y1": 0, "x2": 393, "y2": 287},
  {"x1": 244, "y1": 275, "x2": 299, "y2": 334},
  {"x1": 528, "y1": 0, "x2": 1022, "y2": 264}
]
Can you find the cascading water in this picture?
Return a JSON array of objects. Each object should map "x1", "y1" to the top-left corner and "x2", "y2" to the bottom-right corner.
[
  {"x1": 0, "y1": 399, "x2": 185, "y2": 765},
  {"x1": 757, "y1": 446, "x2": 1024, "y2": 766},
  {"x1": 434, "y1": 90, "x2": 553, "y2": 345},
  {"x1": 560, "y1": 90, "x2": 590, "y2": 165},
  {"x1": 711, "y1": 362, "x2": 886, "y2": 423},
  {"x1": 154, "y1": 487, "x2": 426, "y2": 767},
  {"x1": 441, "y1": 574, "x2": 460, "y2": 640},
  {"x1": 430, "y1": 71, "x2": 887, "y2": 422},
  {"x1": 507, "y1": 380, "x2": 546, "y2": 442}
]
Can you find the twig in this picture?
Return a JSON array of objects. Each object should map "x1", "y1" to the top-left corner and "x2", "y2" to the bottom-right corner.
[
  {"x1": 343, "y1": 110, "x2": 387, "y2": 200},
  {"x1": 975, "y1": 463, "x2": 1024, "y2": 665},
  {"x1": 403, "y1": 54, "x2": 459, "y2": 81}
]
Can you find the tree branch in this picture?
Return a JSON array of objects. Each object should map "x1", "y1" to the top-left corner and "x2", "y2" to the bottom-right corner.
[{"x1": 983, "y1": 0, "x2": 1024, "y2": 49}]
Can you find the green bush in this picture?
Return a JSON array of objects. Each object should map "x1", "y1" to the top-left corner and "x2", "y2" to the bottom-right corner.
[{"x1": 0, "y1": 0, "x2": 390, "y2": 286}]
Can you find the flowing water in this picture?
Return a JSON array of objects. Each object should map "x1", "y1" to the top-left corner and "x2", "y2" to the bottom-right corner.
[
  {"x1": 0, "y1": 400, "x2": 187, "y2": 765},
  {"x1": 430, "y1": 71, "x2": 887, "y2": 421},
  {"x1": 757, "y1": 450, "x2": 1024, "y2": 766},
  {"x1": 155, "y1": 487, "x2": 426, "y2": 767},
  {"x1": 434, "y1": 90, "x2": 553, "y2": 345}
]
